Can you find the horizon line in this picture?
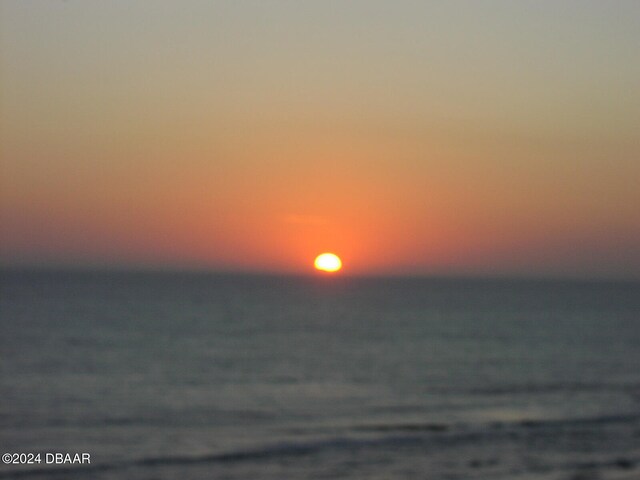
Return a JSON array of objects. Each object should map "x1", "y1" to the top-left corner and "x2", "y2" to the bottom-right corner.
[{"x1": 1, "y1": 263, "x2": 638, "y2": 283}]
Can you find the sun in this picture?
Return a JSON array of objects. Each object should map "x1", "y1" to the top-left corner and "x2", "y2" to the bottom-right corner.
[{"x1": 314, "y1": 253, "x2": 342, "y2": 273}]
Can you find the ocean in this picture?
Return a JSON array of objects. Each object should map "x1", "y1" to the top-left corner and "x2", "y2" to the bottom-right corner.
[{"x1": 1, "y1": 270, "x2": 639, "y2": 479}]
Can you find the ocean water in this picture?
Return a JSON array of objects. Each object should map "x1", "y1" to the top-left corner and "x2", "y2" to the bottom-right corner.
[{"x1": 1, "y1": 270, "x2": 639, "y2": 479}]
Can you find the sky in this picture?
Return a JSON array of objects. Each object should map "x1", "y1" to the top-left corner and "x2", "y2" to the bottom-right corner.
[{"x1": 1, "y1": 0, "x2": 639, "y2": 277}]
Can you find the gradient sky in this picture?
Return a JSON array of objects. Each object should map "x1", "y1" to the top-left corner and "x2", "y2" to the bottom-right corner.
[{"x1": 1, "y1": 0, "x2": 639, "y2": 277}]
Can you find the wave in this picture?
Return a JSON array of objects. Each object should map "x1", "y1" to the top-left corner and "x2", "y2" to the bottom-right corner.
[
  {"x1": 0, "y1": 436, "x2": 427, "y2": 478},
  {"x1": 465, "y1": 381, "x2": 640, "y2": 397},
  {"x1": 355, "y1": 411, "x2": 640, "y2": 433},
  {"x1": 1, "y1": 412, "x2": 638, "y2": 478},
  {"x1": 513, "y1": 412, "x2": 640, "y2": 431}
]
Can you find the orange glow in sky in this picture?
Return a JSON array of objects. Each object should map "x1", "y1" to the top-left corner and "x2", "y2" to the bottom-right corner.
[{"x1": 1, "y1": 1, "x2": 639, "y2": 278}]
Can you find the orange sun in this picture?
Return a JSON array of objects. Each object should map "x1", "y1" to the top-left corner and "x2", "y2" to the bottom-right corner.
[{"x1": 314, "y1": 253, "x2": 342, "y2": 273}]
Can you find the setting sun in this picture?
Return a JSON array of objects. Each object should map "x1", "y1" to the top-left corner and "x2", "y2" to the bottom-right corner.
[{"x1": 314, "y1": 253, "x2": 342, "y2": 273}]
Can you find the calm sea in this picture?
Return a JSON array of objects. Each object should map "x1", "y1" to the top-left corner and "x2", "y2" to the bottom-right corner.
[{"x1": 1, "y1": 270, "x2": 639, "y2": 479}]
